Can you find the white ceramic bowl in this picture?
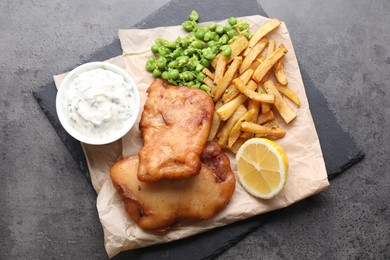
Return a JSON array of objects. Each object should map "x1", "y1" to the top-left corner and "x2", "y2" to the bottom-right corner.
[{"x1": 56, "y1": 62, "x2": 140, "y2": 145}]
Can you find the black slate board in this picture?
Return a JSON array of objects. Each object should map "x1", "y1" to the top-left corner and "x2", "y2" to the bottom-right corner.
[{"x1": 33, "y1": 0, "x2": 364, "y2": 259}]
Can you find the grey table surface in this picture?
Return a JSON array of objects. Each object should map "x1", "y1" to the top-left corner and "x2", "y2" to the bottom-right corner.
[{"x1": 1, "y1": 0, "x2": 389, "y2": 259}]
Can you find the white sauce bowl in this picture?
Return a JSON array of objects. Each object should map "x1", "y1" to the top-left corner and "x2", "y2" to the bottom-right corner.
[{"x1": 56, "y1": 62, "x2": 140, "y2": 145}]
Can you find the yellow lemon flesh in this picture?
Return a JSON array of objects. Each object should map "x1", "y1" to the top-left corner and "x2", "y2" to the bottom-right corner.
[{"x1": 236, "y1": 138, "x2": 288, "y2": 199}]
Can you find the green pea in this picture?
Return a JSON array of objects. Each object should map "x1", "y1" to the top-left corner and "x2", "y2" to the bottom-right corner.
[
  {"x1": 238, "y1": 22, "x2": 250, "y2": 31},
  {"x1": 168, "y1": 69, "x2": 179, "y2": 80},
  {"x1": 200, "y1": 84, "x2": 211, "y2": 92},
  {"x1": 181, "y1": 71, "x2": 195, "y2": 81},
  {"x1": 227, "y1": 29, "x2": 238, "y2": 39},
  {"x1": 196, "y1": 72, "x2": 206, "y2": 82},
  {"x1": 161, "y1": 71, "x2": 169, "y2": 79},
  {"x1": 208, "y1": 23, "x2": 217, "y2": 31},
  {"x1": 224, "y1": 24, "x2": 233, "y2": 33},
  {"x1": 241, "y1": 31, "x2": 250, "y2": 39},
  {"x1": 195, "y1": 63, "x2": 204, "y2": 72},
  {"x1": 182, "y1": 20, "x2": 195, "y2": 32},
  {"x1": 190, "y1": 40, "x2": 203, "y2": 49},
  {"x1": 145, "y1": 58, "x2": 157, "y2": 72},
  {"x1": 156, "y1": 56, "x2": 167, "y2": 70},
  {"x1": 204, "y1": 31, "x2": 217, "y2": 42},
  {"x1": 152, "y1": 68, "x2": 162, "y2": 77},
  {"x1": 178, "y1": 37, "x2": 190, "y2": 48},
  {"x1": 177, "y1": 56, "x2": 189, "y2": 67},
  {"x1": 195, "y1": 30, "x2": 205, "y2": 40},
  {"x1": 184, "y1": 48, "x2": 195, "y2": 56},
  {"x1": 151, "y1": 44, "x2": 159, "y2": 54},
  {"x1": 206, "y1": 40, "x2": 217, "y2": 48},
  {"x1": 189, "y1": 10, "x2": 199, "y2": 21},
  {"x1": 228, "y1": 17, "x2": 237, "y2": 26},
  {"x1": 218, "y1": 34, "x2": 229, "y2": 44},
  {"x1": 155, "y1": 38, "x2": 168, "y2": 46},
  {"x1": 168, "y1": 60, "x2": 178, "y2": 68},
  {"x1": 191, "y1": 83, "x2": 201, "y2": 89},
  {"x1": 221, "y1": 45, "x2": 232, "y2": 57},
  {"x1": 158, "y1": 46, "x2": 171, "y2": 57},
  {"x1": 200, "y1": 58, "x2": 210, "y2": 68},
  {"x1": 165, "y1": 41, "x2": 177, "y2": 49},
  {"x1": 215, "y1": 25, "x2": 224, "y2": 35},
  {"x1": 187, "y1": 81, "x2": 195, "y2": 86},
  {"x1": 202, "y1": 48, "x2": 216, "y2": 60}
]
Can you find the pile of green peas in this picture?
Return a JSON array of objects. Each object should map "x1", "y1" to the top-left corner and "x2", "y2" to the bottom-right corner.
[{"x1": 145, "y1": 11, "x2": 253, "y2": 92}]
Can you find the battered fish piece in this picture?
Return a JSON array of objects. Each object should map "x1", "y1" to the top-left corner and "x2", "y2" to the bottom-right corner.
[
  {"x1": 110, "y1": 141, "x2": 236, "y2": 233},
  {"x1": 138, "y1": 78, "x2": 214, "y2": 182}
]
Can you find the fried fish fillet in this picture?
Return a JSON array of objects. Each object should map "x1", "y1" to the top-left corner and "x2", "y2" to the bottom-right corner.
[
  {"x1": 138, "y1": 78, "x2": 214, "y2": 182},
  {"x1": 110, "y1": 141, "x2": 236, "y2": 233}
]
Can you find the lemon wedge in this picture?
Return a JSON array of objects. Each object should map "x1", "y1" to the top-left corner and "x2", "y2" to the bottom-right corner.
[{"x1": 236, "y1": 138, "x2": 288, "y2": 199}]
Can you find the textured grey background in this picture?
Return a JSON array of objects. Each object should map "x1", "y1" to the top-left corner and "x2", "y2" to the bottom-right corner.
[{"x1": 0, "y1": 0, "x2": 389, "y2": 259}]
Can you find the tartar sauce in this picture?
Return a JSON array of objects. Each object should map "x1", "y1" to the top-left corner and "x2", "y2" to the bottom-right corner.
[{"x1": 62, "y1": 68, "x2": 136, "y2": 139}]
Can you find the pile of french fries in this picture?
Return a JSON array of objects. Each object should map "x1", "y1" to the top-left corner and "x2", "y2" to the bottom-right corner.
[{"x1": 202, "y1": 18, "x2": 301, "y2": 153}]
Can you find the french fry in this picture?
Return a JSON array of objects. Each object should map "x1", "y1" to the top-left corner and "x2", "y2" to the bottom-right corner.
[
  {"x1": 226, "y1": 138, "x2": 248, "y2": 154},
  {"x1": 217, "y1": 94, "x2": 247, "y2": 121},
  {"x1": 222, "y1": 69, "x2": 254, "y2": 103},
  {"x1": 211, "y1": 35, "x2": 249, "y2": 68},
  {"x1": 239, "y1": 38, "x2": 268, "y2": 74},
  {"x1": 217, "y1": 79, "x2": 260, "y2": 122},
  {"x1": 241, "y1": 121, "x2": 286, "y2": 139},
  {"x1": 263, "y1": 80, "x2": 297, "y2": 124},
  {"x1": 258, "y1": 85, "x2": 271, "y2": 114},
  {"x1": 233, "y1": 78, "x2": 275, "y2": 103},
  {"x1": 262, "y1": 39, "x2": 276, "y2": 82},
  {"x1": 248, "y1": 56, "x2": 265, "y2": 71},
  {"x1": 244, "y1": 18, "x2": 281, "y2": 56},
  {"x1": 275, "y1": 83, "x2": 301, "y2": 107},
  {"x1": 252, "y1": 44, "x2": 288, "y2": 83},
  {"x1": 218, "y1": 105, "x2": 247, "y2": 147},
  {"x1": 210, "y1": 53, "x2": 220, "y2": 69},
  {"x1": 227, "y1": 35, "x2": 249, "y2": 62},
  {"x1": 202, "y1": 76, "x2": 215, "y2": 90},
  {"x1": 274, "y1": 57, "x2": 288, "y2": 85},
  {"x1": 247, "y1": 98, "x2": 261, "y2": 122},
  {"x1": 202, "y1": 67, "x2": 214, "y2": 80},
  {"x1": 257, "y1": 110, "x2": 274, "y2": 125},
  {"x1": 228, "y1": 109, "x2": 256, "y2": 147},
  {"x1": 239, "y1": 131, "x2": 253, "y2": 139},
  {"x1": 214, "y1": 55, "x2": 228, "y2": 84},
  {"x1": 208, "y1": 101, "x2": 223, "y2": 141},
  {"x1": 267, "y1": 39, "x2": 276, "y2": 56},
  {"x1": 213, "y1": 57, "x2": 242, "y2": 101}
]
